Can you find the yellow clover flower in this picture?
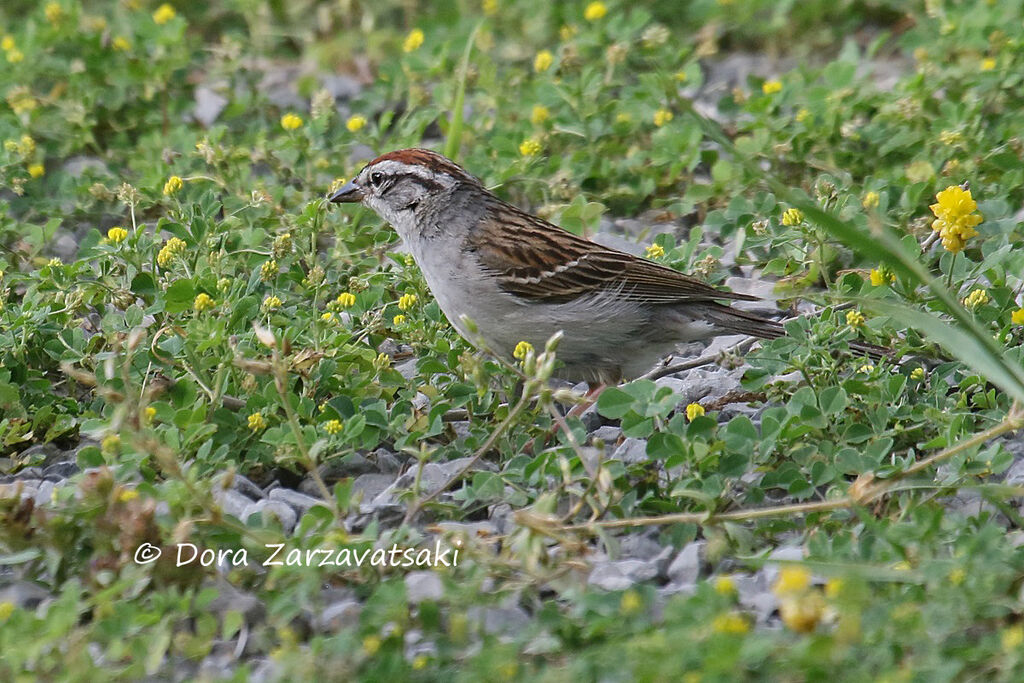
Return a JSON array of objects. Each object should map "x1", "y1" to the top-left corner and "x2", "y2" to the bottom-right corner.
[
  {"x1": 107, "y1": 227, "x2": 129, "y2": 244},
  {"x1": 112, "y1": 36, "x2": 132, "y2": 51},
  {"x1": 773, "y1": 566, "x2": 811, "y2": 596},
  {"x1": 762, "y1": 79, "x2": 783, "y2": 95},
  {"x1": 685, "y1": 403, "x2": 705, "y2": 421},
  {"x1": 27, "y1": 163, "x2": 44, "y2": 178},
  {"x1": 392, "y1": 314, "x2": 406, "y2": 325},
  {"x1": 193, "y1": 293, "x2": 215, "y2": 313},
  {"x1": 781, "y1": 208, "x2": 803, "y2": 226},
  {"x1": 325, "y1": 419, "x2": 344, "y2": 435},
  {"x1": 645, "y1": 243, "x2": 665, "y2": 259},
  {"x1": 346, "y1": 115, "x2": 366, "y2": 132},
  {"x1": 260, "y1": 259, "x2": 278, "y2": 282},
  {"x1": 910, "y1": 367, "x2": 926, "y2": 381},
  {"x1": 930, "y1": 185, "x2": 982, "y2": 253},
  {"x1": 1012, "y1": 308, "x2": 1024, "y2": 325},
  {"x1": 714, "y1": 576, "x2": 737, "y2": 596},
  {"x1": 530, "y1": 104, "x2": 550, "y2": 125},
  {"x1": 619, "y1": 589, "x2": 642, "y2": 615},
  {"x1": 280, "y1": 113, "x2": 303, "y2": 131},
  {"x1": 513, "y1": 340, "x2": 534, "y2": 360},
  {"x1": 584, "y1": 2, "x2": 608, "y2": 21},
  {"x1": 533, "y1": 49, "x2": 553, "y2": 73},
  {"x1": 157, "y1": 237, "x2": 187, "y2": 267},
  {"x1": 779, "y1": 590, "x2": 825, "y2": 633},
  {"x1": 248, "y1": 413, "x2": 266, "y2": 432},
  {"x1": 869, "y1": 267, "x2": 894, "y2": 286},
  {"x1": 403, "y1": 28, "x2": 424, "y2": 53},
  {"x1": 519, "y1": 138, "x2": 542, "y2": 157},
  {"x1": 163, "y1": 175, "x2": 183, "y2": 195},
  {"x1": 262, "y1": 295, "x2": 282, "y2": 311},
  {"x1": 653, "y1": 109, "x2": 673, "y2": 127},
  {"x1": 45, "y1": 3, "x2": 64, "y2": 24},
  {"x1": 336, "y1": 292, "x2": 356, "y2": 308},
  {"x1": 846, "y1": 310, "x2": 866, "y2": 328},
  {"x1": 0, "y1": 36, "x2": 14, "y2": 52},
  {"x1": 152, "y1": 3, "x2": 176, "y2": 25},
  {"x1": 711, "y1": 612, "x2": 749, "y2": 634},
  {"x1": 981, "y1": 57, "x2": 996, "y2": 71},
  {"x1": 962, "y1": 288, "x2": 989, "y2": 309},
  {"x1": 862, "y1": 191, "x2": 880, "y2": 209},
  {"x1": 398, "y1": 293, "x2": 417, "y2": 310}
]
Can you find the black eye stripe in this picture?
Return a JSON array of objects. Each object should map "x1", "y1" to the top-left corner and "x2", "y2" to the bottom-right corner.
[{"x1": 376, "y1": 172, "x2": 445, "y2": 196}]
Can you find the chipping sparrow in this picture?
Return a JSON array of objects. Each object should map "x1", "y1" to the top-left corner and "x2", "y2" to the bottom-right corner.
[{"x1": 329, "y1": 148, "x2": 884, "y2": 384}]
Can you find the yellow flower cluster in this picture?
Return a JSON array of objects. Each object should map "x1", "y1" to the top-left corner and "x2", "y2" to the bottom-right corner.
[
  {"x1": 403, "y1": 28, "x2": 424, "y2": 53},
  {"x1": 781, "y1": 207, "x2": 803, "y2": 226},
  {"x1": 163, "y1": 175, "x2": 183, "y2": 195},
  {"x1": 930, "y1": 185, "x2": 982, "y2": 253},
  {"x1": 28, "y1": 163, "x2": 44, "y2": 178},
  {"x1": 280, "y1": 113, "x2": 303, "y2": 131},
  {"x1": 530, "y1": 105, "x2": 550, "y2": 125},
  {"x1": 324, "y1": 419, "x2": 344, "y2": 435},
  {"x1": 262, "y1": 295, "x2": 282, "y2": 311},
  {"x1": 685, "y1": 402, "x2": 705, "y2": 421},
  {"x1": 248, "y1": 413, "x2": 266, "y2": 432},
  {"x1": 346, "y1": 115, "x2": 366, "y2": 132},
  {"x1": 962, "y1": 288, "x2": 989, "y2": 309},
  {"x1": 107, "y1": 227, "x2": 129, "y2": 244},
  {"x1": 157, "y1": 237, "x2": 187, "y2": 267},
  {"x1": 981, "y1": 57, "x2": 997, "y2": 71},
  {"x1": 1012, "y1": 308, "x2": 1024, "y2": 325},
  {"x1": 711, "y1": 612, "x2": 749, "y2": 634},
  {"x1": 869, "y1": 266, "x2": 894, "y2": 286},
  {"x1": 193, "y1": 292, "x2": 215, "y2": 313},
  {"x1": 398, "y1": 293, "x2": 417, "y2": 310},
  {"x1": 645, "y1": 243, "x2": 665, "y2": 259},
  {"x1": 772, "y1": 566, "x2": 825, "y2": 633},
  {"x1": 3, "y1": 34, "x2": 23, "y2": 63},
  {"x1": 619, "y1": 589, "x2": 642, "y2": 615},
  {"x1": 653, "y1": 109, "x2": 673, "y2": 127},
  {"x1": 584, "y1": 2, "x2": 608, "y2": 21},
  {"x1": 513, "y1": 340, "x2": 534, "y2": 360},
  {"x1": 714, "y1": 576, "x2": 737, "y2": 595},
  {"x1": 153, "y1": 3, "x2": 176, "y2": 25},
  {"x1": 534, "y1": 50, "x2": 553, "y2": 73},
  {"x1": 112, "y1": 36, "x2": 132, "y2": 51},
  {"x1": 260, "y1": 259, "x2": 278, "y2": 282},
  {"x1": 910, "y1": 367, "x2": 926, "y2": 381},
  {"x1": 846, "y1": 310, "x2": 866, "y2": 328},
  {"x1": 392, "y1": 314, "x2": 406, "y2": 325},
  {"x1": 519, "y1": 138, "x2": 542, "y2": 157},
  {"x1": 337, "y1": 292, "x2": 356, "y2": 308},
  {"x1": 762, "y1": 79, "x2": 783, "y2": 95},
  {"x1": 3, "y1": 134, "x2": 34, "y2": 157},
  {"x1": 45, "y1": 2, "x2": 63, "y2": 24},
  {"x1": 862, "y1": 191, "x2": 880, "y2": 209}
]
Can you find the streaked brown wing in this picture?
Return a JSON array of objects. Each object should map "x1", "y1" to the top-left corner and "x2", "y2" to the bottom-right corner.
[{"x1": 467, "y1": 202, "x2": 757, "y2": 305}]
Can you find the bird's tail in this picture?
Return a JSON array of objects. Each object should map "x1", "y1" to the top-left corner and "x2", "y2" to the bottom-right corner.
[{"x1": 701, "y1": 303, "x2": 892, "y2": 361}]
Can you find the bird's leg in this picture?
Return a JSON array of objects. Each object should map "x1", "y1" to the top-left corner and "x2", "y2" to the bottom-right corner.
[
  {"x1": 565, "y1": 382, "x2": 607, "y2": 420},
  {"x1": 526, "y1": 382, "x2": 607, "y2": 455}
]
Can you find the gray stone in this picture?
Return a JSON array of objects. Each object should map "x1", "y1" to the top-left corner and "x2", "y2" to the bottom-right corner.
[
  {"x1": 33, "y1": 480, "x2": 55, "y2": 507},
  {"x1": 666, "y1": 541, "x2": 705, "y2": 586},
  {"x1": 14, "y1": 466, "x2": 44, "y2": 480},
  {"x1": 468, "y1": 604, "x2": 531, "y2": 635},
  {"x1": 405, "y1": 571, "x2": 444, "y2": 603},
  {"x1": 589, "y1": 425, "x2": 622, "y2": 447},
  {"x1": 315, "y1": 600, "x2": 362, "y2": 632},
  {"x1": 214, "y1": 489, "x2": 253, "y2": 520},
  {"x1": 351, "y1": 473, "x2": 396, "y2": 503},
  {"x1": 369, "y1": 448, "x2": 403, "y2": 473},
  {"x1": 207, "y1": 579, "x2": 266, "y2": 626},
  {"x1": 269, "y1": 488, "x2": 323, "y2": 516},
  {"x1": 435, "y1": 520, "x2": 498, "y2": 538},
  {"x1": 0, "y1": 580, "x2": 52, "y2": 609},
  {"x1": 319, "y1": 73, "x2": 362, "y2": 100},
  {"x1": 242, "y1": 499, "x2": 298, "y2": 533},
  {"x1": 489, "y1": 503, "x2": 515, "y2": 534},
  {"x1": 62, "y1": 156, "x2": 110, "y2": 178},
  {"x1": 16, "y1": 444, "x2": 63, "y2": 467},
  {"x1": 610, "y1": 438, "x2": 648, "y2": 465},
  {"x1": 229, "y1": 473, "x2": 265, "y2": 501},
  {"x1": 578, "y1": 403, "x2": 603, "y2": 432},
  {"x1": 42, "y1": 461, "x2": 79, "y2": 480},
  {"x1": 193, "y1": 86, "x2": 228, "y2": 127},
  {"x1": 588, "y1": 559, "x2": 659, "y2": 590}
]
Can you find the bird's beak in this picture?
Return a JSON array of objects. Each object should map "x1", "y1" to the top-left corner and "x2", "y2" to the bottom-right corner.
[{"x1": 327, "y1": 180, "x2": 364, "y2": 204}]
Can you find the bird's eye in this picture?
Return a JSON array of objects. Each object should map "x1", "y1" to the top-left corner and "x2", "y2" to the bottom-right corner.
[{"x1": 369, "y1": 172, "x2": 384, "y2": 186}]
